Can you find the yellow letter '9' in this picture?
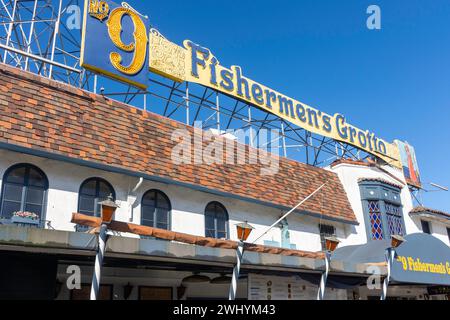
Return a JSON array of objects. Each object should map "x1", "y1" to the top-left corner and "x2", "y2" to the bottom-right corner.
[{"x1": 107, "y1": 7, "x2": 148, "y2": 75}]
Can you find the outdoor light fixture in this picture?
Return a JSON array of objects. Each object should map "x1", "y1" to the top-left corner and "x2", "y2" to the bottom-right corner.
[
  {"x1": 210, "y1": 275, "x2": 232, "y2": 284},
  {"x1": 324, "y1": 236, "x2": 340, "y2": 252},
  {"x1": 181, "y1": 274, "x2": 211, "y2": 284},
  {"x1": 236, "y1": 221, "x2": 254, "y2": 242},
  {"x1": 99, "y1": 194, "x2": 119, "y2": 224},
  {"x1": 391, "y1": 234, "x2": 405, "y2": 248},
  {"x1": 54, "y1": 279, "x2": 63, "y2": 299},
  {"x1": 177, "y1": 285, "x2": 187, "y2": 300},
  {"x1": 317, "y1": 236, "x2": 340, "y2": 300},
  {"x1": 123, "y1": 283, "x2": 133, "y2": 300}
]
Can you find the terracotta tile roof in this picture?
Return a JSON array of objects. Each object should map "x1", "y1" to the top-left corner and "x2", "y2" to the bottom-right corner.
[
  {"x1": 0, "y1": 63, "x2": 357, "y2": 224},
  {"x1": 410, "y1": 206, "x2": 450, "y2": 219},
  {"x1": 330, "y1": 158, "x2": 373, "y2": 168},
  {"x1": 358, "y1": 178, "x2": 403, "y2": 190}
]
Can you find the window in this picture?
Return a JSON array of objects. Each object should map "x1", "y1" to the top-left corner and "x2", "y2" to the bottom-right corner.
[
  {"x1": 0, "y1": 164, "x2": 48, "y2": 223},
  {"x1": 385, "y1": 203, "x2": 404, "y2": 236},
  {"x1": 319, "y1": 224, "x2": 336, "y2": 250},
  {"x1": 421, "y1": 220, "x2": 431, "y2": 234},
  {"x1": 205, "y1": 202, "x2": 228, "y2": 239},
  {"x1": 447, "y1": 228, "x2": 450, "y2": 243},
  {"x1": 141, "y1": 190, "x2": 171, "y2": 230},
  {"x1": 359, "y1": 180, "x2": 405, "y2": 241},
  {"x1": 368, "y1": 200, "x2": 384, "y2": 240},
  {"x1": 78, "y1": 178, "x2": 115, "y2": 217}
]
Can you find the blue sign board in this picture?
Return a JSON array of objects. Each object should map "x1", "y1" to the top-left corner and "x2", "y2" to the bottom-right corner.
[{"x1": 81, "y1": 0, "x2": 149, "y2": 89}]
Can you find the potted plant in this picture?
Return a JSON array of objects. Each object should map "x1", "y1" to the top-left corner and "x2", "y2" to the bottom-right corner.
[{"x1": 11, "y1": 211, "x2": 40, "y2": 226}]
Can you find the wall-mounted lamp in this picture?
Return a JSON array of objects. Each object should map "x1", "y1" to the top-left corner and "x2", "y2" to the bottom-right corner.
[
  {"x1": 210, "y1": 275, "x2": 232, "y2": 284},
  {"x1": 236, "y1": 221, "x2": 254, "y2": 242},
  {"x1": 391, "y1": 234, "x2": 405, "y2": 248},
  {"x1": 177, "y1": 284, "x2": 187, "y2": 300},
  {"x1": 182, "y1": 274, "x2": 211, "y2": 284},
  {"x1": 99, "y1": 194, "x2": 119, "y2": 225},
  {"x1": 123, "y1": 282, "x2": 133, "y2": 300},
  {"x1": 54, "y1": 279, "x2": 63, "y2": 299},
  {"x1": 324, "y1": 236, "x2": 340, "y2": 252}
]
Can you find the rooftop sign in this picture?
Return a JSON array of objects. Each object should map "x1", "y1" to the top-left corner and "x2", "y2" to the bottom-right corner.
[{"x1": 80, "y1": 0, "x2": 419, "y2": 176}]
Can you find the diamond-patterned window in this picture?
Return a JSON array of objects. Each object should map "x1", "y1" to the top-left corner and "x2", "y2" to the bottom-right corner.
[
  {"x1": 368, "y1": 201, "x2": 384, "y2": 240},
  {"x1": 385, "y1": 203, "x2": 404, "y2": 236}
]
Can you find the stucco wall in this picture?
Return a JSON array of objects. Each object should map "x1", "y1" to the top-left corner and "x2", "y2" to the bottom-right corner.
[
  {"x1": 329, "y1": 162, "x2": 449, "y2": 246},
  {"x1": 0, "y1": 149, "x2": 351, "y2": 252}
]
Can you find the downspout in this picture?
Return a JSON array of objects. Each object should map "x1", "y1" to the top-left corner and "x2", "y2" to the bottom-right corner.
[{"x1": 129, "y1": 177, "x2": 144, "y2": 222}]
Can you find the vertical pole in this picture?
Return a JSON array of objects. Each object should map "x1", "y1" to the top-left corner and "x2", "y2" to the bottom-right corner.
[
  {"x1": 248, "y1": 106, "x2": 253, "y2": 147},
  {"x1": 3, "y1": 0, "x2": 18, "y2": 62},
  {"x1": 143, "y1": 91, "x2": 147, "y2": 111},
  {"x1": 381, "y1": 248, "x2": 394, "y2": 300},
  {"x1": 317, "y1": 251, "x2": 330, "y2": 300},
  {"x1": 24, "y1": 0, "x2": 38, "y2": 70},
  {"x1": 216, "y1": 91, "x2": 220, "y2": 131},
  {"x1": 186, "y1": 82, "x2": 190, "y2": 125},
  {"x1": 93, "y1": 74, "x2": 98, "y2": 94},
  {"x1": 90, "y1": 224, "x2": 108, "y2": 300},
  {"x1": 305, "y1": 132, "x2": 310, "y2": 165},
  {"x1": 281, "y1": 123, "x2": 287, "y2": 158},
  {"x1": 229, "y1": 241, "x2": 244, "y2": 300},
  {"x1": 48, "y1": 0, "x2": 63, "y2": 78}
]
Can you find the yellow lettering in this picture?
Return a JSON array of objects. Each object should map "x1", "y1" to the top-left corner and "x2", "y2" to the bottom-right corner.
[{"x1": 107, "y1": 7, "x2": 148, "y2": 75}]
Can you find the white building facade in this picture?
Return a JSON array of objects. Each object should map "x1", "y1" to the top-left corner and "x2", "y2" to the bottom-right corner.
[{"x1": 0, "y1": 63, "x2": 449, "y2": 301}]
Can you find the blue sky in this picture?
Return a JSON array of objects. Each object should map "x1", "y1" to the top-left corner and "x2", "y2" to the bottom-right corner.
[{"x1": 130, "y1": 0, "x2": 450, "y2": 211}]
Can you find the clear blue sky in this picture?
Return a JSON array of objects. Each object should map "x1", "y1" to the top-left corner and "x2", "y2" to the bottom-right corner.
[{"x1": 131, "y1": 0, "x2": 450, "y2": 211}]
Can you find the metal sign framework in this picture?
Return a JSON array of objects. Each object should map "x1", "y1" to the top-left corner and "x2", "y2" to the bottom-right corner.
[{"x1": 0, "y1": 0, "x2": 385, "y2": 169}]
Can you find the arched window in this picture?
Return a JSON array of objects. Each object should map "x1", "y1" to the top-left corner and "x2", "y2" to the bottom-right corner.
[
  {"x1": 78, "y1": 178, "x2": 115, "y2": 217},
  {"x1": 205, "y1": 202, "x2": 228, "y2": 239},
  {"x1": 141, "y1": 190, "x2": 171, "y2": 230},
  {"x1": 0, "y1": 164, "x2": 48, "y2": 222}
]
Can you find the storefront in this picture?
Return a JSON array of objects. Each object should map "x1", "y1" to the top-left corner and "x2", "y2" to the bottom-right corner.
[{"x1": 0, "y1": 0, "x2": 449, "y2": 302}]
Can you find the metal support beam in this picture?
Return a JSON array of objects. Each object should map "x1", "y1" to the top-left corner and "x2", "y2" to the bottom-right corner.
[
  {"x1": 380, "y1": 247, "x2": 395, "y2": 300},
  {"x1": 228, "y1": 241, "x2": 244, "y2": 300},
  {"x1": 317, "y1": 251, "x2": 331, "y2": 300},
  {"x1": 90, "y1": 223, "x2": 108, "y2": 300}
]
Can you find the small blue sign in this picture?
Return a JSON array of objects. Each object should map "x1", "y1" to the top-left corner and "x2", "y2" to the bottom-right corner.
[{"x1": 81, "y1": 0, "x2": 149, "y2": 89}]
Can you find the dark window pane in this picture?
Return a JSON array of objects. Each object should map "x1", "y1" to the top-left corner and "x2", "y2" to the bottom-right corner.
[
  {"x1": 26, "y1": 188, "x2": 44, "y2": 205},
  {"x1": 142, "y1": 192, "x2": 156, "y2": 206},
  {"x1": 205, "y1": 215, "x2": 215, "y2": 230},
  {"x1": 157, "y1": 193, "x2": 170, "y2": 209},
  {"x1": 80, "y1": 180, "x2": 96, "y2": 196},
  {"x1": 1, "y1": 201, "x2": 21, "y2": 219},
  {"x1": 204, "y1": 202, "x2": 228, "y2": 239},
  {"x1": 79, "y1": 196, "x2": 95, "y2": 213},
  {"x1": 205, "y1": 229, "x2": 215, "y2": 238},
  {"x1": 6, "y1": 167, "x2": 26, "y2": 184},
  {"x1": 156, "y1": 208, "x2": 168, "y2": 224},
  {"x1": 157, "y1": 222, "x2": 168, "y2": 230},
  {"x1": 1, "y1": 165, "x2": 48, "y2": 222},
  {"x1": 24, "y1": 203, "x2": 42, "y2": 217},
  {"x1": 95, "y1": 202, "x2": 102, "y2": 217},
  {"x1": 142, "y1": 206, "x2": 155, "y2": 221},
  {"x1": 28, "y1": 168, "x2": 46, "y2": 187},
  {"x1": 3, "y1": 184, "x2": 23, "y2": 201},
  {"x1": 141, "y1": 191, "x2": 171, "y2": 230},
  {"x1": 217, "y1": 232, "x2": 227, "y2": 239},
  {"x1": 98, "y1": 181, "x2": 113, "y2": 198},
  {"x1": 421, "y1": 220, "x2": 431, "y2": 234},
  {"x1": 216, "y1": 220, "x2": 226, "y2": 233},
  {"x1": 142, "y1": 218, "x2": 154, "y2": 228}
]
